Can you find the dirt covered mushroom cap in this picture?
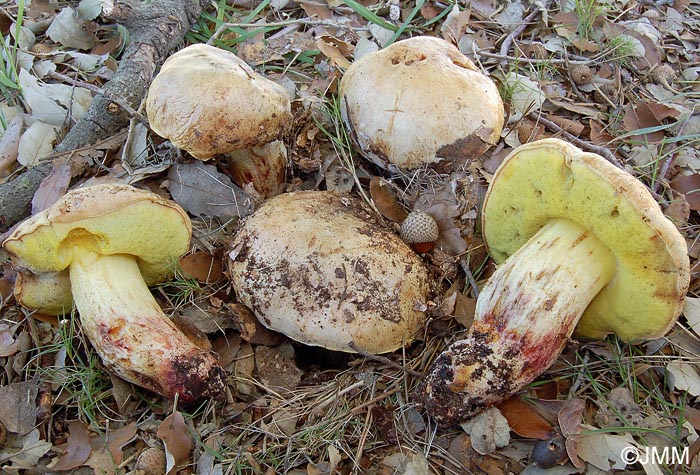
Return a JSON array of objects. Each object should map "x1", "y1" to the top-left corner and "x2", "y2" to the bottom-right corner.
[
  {"x1": 228, "y1": 191, "x2": 430, "y2": 353},
  {"x1": 420, "y1": 138, "x2": 689, "y2": 425},
  {"x1": 340, "y1": 36, "x2": 504, "y2": 172},
  {"x1": 146, "y1": 43, "x2": 292, "y2": 160},
  {"x1": 2, "y1": 183, "x2": 225, "y2": 402}
]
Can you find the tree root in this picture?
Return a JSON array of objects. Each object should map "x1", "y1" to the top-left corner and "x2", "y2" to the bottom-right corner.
[{"x1": 0, "y1": 0, "x2": 209, "y2": 233}]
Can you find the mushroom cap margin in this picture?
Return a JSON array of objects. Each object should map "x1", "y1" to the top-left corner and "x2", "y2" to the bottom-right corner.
[
  {"x1": 2, "y1": 183, "x2": 192, "y2": 287},
  {"x1": 481, "y1": 138, "x2": 690, "y2": 341},
  {"x1": 339, "y1": 36, "x2": 504, "y2": 172},
  {"x1": 146, "y1": 43, "x2": 292, "y2": 160}
]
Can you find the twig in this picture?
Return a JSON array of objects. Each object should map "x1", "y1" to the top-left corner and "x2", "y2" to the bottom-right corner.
[
  {"x1": 348, "y1": 342, "x2": 423, "y2": 378},
  {"x1": 528, "y1": 112, "x2": 624, "y2": 169},
  {"x1": 47, "y1": 71, "x2": 148, "y2": 124},
  {"x1": 478, "y1": 51, "x2": 588, "y2": 65},
  {"x1": 206, "y1": 18, "x2": 361, "y2": 44},
  {"x1": 458, "y1": 259, "x2": 479, "y2": 299},
  {"x1": 653, "y1": 104, "x2": 697, "y2": 195},
  {"x1": 498, "y1": 7, "x2": 544, "y2": 65}
]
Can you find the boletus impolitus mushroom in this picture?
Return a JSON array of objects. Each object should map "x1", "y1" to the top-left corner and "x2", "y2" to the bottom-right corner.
[
  {"x1": 340, "y1": 36, "x2": 504, "y2": 173},
  {"x1": 2, "y1": 184, "x2": 225, "y2": 402},
  {"x1": 228, "y1": 191, "x2": 429, "y2": 353},
  {"x1": 146, "y1": 43, "x2": 292, "y2": 198},
  {"x1": 420, "y1": 138, "x2": 690, "y2": 425}
]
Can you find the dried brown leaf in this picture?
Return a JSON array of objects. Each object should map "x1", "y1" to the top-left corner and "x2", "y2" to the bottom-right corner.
[
  {"x1": 49, "y1": 420, "x2": 92, "y2": 471},
  {"x1": 157, "y1": 410, "x2": 192, "y2": 475},
  {"x1": 179, "y1": 252, "x2": 224, "y2": 283},
  {"x1": 0, "y1": 114, "x2": 23, "y2": 174},
  {"x1": 558, "y1": 398, "x2": 585, "y2": 468},
  {"x1": 168, "y1": 161, "x2": 254, "y2": 219},
  {"x1": 670, "y1": 174, "x2": 700, "y2": 210},
  {"x1": 371, "y1": 405, "x2": 398, "y2": 445},
  {"x1": 31, "y1": 163, "x2": 71, "y2": 213},
  {"x1": 0, "y1": 324, "x2": 19, "y2": 357},
  {"x1": 369, "y1": 177, "x2": 408, "y2": 223},
  {"x1": 497, "y1": 398, "x2": 555, "y2": 440},
  {"x1": 316, "y1": 35, "x2": 352, "y2": 69},
  {"x1": 227, "y1": 303, "x2": 285, "y2": 346},
  {"x1": 0, "y1": 380, "x2": 39, "y2": 436},
  {"x1": 105, "y1": 422, "x2": 137, "y2": 465}
]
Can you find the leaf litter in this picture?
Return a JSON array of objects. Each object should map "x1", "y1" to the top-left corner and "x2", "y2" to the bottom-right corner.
[{"x1": 1, "y1": 0, "x2": 700, "y2": 473}]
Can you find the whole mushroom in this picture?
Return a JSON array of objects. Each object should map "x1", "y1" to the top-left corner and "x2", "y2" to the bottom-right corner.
[
  {"x1": 228, "y1": 191, "x2": 430, "y2": 353},
  {"x1": 2, "y1": 184, "x2": 225, "y2": 402},
  {"x1": 340, "y1": 36, "x2": 504, "y2": 173},
  {"x1": 146, "y1": 43, "x2": 292, "y2": 197},
  {"x1": 420, "y1": 138, "x2": 690, "y2": 425}
]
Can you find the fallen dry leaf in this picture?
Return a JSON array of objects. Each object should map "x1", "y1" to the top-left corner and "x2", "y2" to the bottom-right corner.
[
  {"x1": 105, "y1": 422, "x2": 137, "y2": 465},
  {"x1": 168, "y1": 161, "x2": 254, "y2": 219},
  {"x1": 0, "y1": 380, "x2": 39, "y2": 436},
  {"x1": 670, "y1": 174, "x2": 700, "y2": 210},
  {"x1": 31, "y1": 163, "x2": 71, "y2": 213},
  {"x1": 179, "y1": 251, "x2": 224, "y2": 283},
  {"x1": 667, "y1": 361, "x2": 700, "y2": 396},
  {"x1": 460, "y1": 407, "x2": 510, "y2": 455},
  {"x1": 157, "y1": 409, "x2": 192, "y2": 475},
  {"x1": 558, "y1": 398, "x2": 585, "y2": 468},
  {"x1": 48, "y1": 420, "x2": 92, "y2": 471},
  {"x1": 369, "y1": 177, "x2": 408, "y2": 223},
  {"x1": 497, "y1": 398, "x2": 555, "y2": 440},
  {"x1": 0, "y1": 324, "x2": 19, "y2": 357}
]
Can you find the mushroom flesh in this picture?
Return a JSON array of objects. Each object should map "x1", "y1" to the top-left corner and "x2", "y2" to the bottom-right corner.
[
  {"x1": 3, "y1": 184, "x2": 225, "y2": 402},
  {"x1": 420, "y1": 138, "x2": 690, "y2": 425}
]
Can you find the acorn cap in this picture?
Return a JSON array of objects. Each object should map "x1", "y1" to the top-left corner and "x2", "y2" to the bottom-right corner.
[{"x1": 400, "y1": 210, "x2": 439, "y2": 245}]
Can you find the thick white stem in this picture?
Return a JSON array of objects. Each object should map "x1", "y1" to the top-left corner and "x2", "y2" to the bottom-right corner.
[
  {"x1": 422, "y1": 218, "x2": 615, "y2": 424},
  {"x1": 68, "y1": 248, "x2": 223, "y2": 402}
]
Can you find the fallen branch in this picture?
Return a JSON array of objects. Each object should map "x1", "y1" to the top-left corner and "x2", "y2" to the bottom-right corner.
[{"x1": 0, "y1": 0, "x2": 209, "y2": 233}]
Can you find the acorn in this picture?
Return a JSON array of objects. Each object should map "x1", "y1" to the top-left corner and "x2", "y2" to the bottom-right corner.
[
  {"x1": 652, "y1": 64, "x2": 676, "y2": 85},
  {"x1": 400, "y1": 210, "x2": 439, "y2": 253},
  {"x1": 135, "y1": 447, "x2": 166, "y2": 475},
  {"x1": 570, "y1": 64, "x2": 593, "y2": 85},
  {"x1": 525, "y1": 42, "x2": 547, "y2": 60}
]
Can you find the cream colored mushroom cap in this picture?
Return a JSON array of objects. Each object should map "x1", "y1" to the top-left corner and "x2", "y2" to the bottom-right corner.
[
  {"x1": 3, "y1": 183, "x2": 192, "y2": 287},
  {"x1": 340, "y1": 36, "x2": 504, "y2": 172},
  {"x1": 228, "y1": 191, "x2": 429, "y2": 353},
  {"x1": 482, "y1": 138, "x2": 689, "y2": 341},
  {"x1": 146, "y1": 44, "x2": 292, "y2": 160}
]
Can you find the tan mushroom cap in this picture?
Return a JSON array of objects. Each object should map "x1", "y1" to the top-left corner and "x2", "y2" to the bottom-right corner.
[
  {"x1": 482, "y1": 138, "x2": 689, "y2": 341},
  {"x1": 3, "y1": 183, "x2": 191, "y2": 287},
  {"x1": 340, "y1": 36, "x2": 504, "y2": 172},
  {"x1": 146, "y1": 43, "x2": 292, "y2": 160},
  {"x1": 228, "y1": 191, "x2": 429, "y2": 353}
]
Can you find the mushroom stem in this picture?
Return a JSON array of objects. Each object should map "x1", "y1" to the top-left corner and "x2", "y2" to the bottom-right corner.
[
  {"x1": 68, "y1": 247, "x2": 224, "y2": 402},
  {"x1": 421, "y1": 218, "x2": 616, "y2": 424}
]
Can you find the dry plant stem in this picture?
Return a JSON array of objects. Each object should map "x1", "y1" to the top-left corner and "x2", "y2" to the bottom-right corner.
[
  {"x1": 207, "y1": 19, "x2": 361, "y2": 44},
  {"x1": 528, "y1": 112, "x2": 624, "y2": 169},
  {"x1": 46, "y1": 71, "x2": 148, "y2": 123},
  {"x1": 0, "y1": 0, "x2": 209, "y2": 233},
  {"x1": 498, "y1": 7, "x2": 545, "y2": 66},
  {"x1": 348, "y1": 342, "x2": 423, "y2": 378},
  {"x1": 69, "y1": 247, "x2": 224, "y2": 401},
  {"x1": 421, "y1": 218, "x2": 616, "y2": 425}
]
